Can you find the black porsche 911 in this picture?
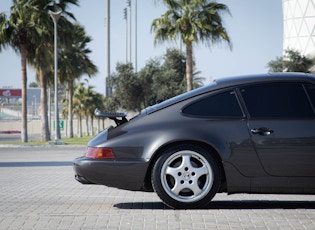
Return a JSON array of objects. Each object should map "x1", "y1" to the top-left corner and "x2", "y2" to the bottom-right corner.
[{"x1": 73, "y1": 73, "x2": 315, "y2": 209}]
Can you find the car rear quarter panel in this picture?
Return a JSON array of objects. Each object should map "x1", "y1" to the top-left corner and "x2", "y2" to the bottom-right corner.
[{"x1": 107, "y1": 101, "x2": 266, "y2": 179}]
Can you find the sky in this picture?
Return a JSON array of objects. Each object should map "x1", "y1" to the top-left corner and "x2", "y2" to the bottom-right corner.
[{"x1": 0, "y1": 0, "x2": 283, "y2": 95}]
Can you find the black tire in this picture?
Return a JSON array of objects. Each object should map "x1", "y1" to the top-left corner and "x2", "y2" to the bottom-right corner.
[{"x1": 152, "y1": 144, "x2": 221, "y2": 209}]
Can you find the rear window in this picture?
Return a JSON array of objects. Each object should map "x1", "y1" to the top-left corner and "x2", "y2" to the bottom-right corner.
[
  {"x1": 240, "y1": 83, "x2": 314, "y2": 119},
  {"x1": 182, "y1": 90, "x2": 243, "y2": 118}
]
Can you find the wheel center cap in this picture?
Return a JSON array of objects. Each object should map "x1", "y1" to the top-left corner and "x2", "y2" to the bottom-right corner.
[{"x1": 183, "y1": 173, "x2": 190, "y2": 180}]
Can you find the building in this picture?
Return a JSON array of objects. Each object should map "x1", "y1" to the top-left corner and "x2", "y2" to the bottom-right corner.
[
  {"x1": 283, "y1": 0, "x2": 315, "y2": 56},
  {"x1": 0, "y1": 88, "x2": 40, "y2": 117}
]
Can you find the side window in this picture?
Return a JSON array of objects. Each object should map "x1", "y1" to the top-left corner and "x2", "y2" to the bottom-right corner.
[
  {"x1": 240, "y1": 83, "x2": 314, "y2": 119},
  {"x1": 182, "y1": 90, "x2": 243, "y2": 118}
]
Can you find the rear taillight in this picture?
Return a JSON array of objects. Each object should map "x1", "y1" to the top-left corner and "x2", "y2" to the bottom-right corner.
[{"x1": 85, "y1": 147, "x2": 116, "y2": 159}]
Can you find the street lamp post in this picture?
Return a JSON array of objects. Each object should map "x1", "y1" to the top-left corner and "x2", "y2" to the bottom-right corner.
[
  {"x1": 49, "y1": 10, "x2": 62, "y2": 143},
  {"x1": 33, "y1": 95, "x2": 36, "y2": 116}
]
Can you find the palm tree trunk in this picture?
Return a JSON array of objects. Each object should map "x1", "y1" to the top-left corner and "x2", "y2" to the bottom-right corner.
[
  {"x1": 85, "y1": 115, "x2": 89, "y2": 136},
  {"x1": 91, "y1": 116, "x2": 94, "y2": 136},
  {"x1": 39, "y1": 69, "x2": 50, "y2": 141},
  {"x1": 79, "y1": 115, "x2": 82, "y2": 138},
  {"x1": 97, "y1": 118, "x2": 100, "y2": 133},
  {"x1": 20, "y1": 44, "x2": 28, "y2": 142},
  {"x1": 68, "y1": 80, "x2": 74, "y2": 138},
  {"x1": 186, "y1": 43, "x2": 193, "y2": 91}
]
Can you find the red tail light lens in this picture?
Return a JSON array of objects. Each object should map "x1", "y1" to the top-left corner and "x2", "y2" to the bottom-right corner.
[{"x1": 85, "y1": 147, "x2": 116, "y2": 159}]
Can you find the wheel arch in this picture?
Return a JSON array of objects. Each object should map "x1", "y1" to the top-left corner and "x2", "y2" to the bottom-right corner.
[{"x1": 142, "y1": 140, "x2": 227, "y2": 192}]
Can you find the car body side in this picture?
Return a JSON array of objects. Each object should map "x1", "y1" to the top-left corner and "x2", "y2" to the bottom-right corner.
[{"x1": 73, "y1": 73, "x2": 315, "y2": 195}]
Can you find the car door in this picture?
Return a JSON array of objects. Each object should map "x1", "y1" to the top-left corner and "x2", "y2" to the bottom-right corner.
[
  {"x1": 240, "y1": 82, "x2": 315, "y2": 177},
  {"x1": 181, "y1": 89, "x2": 263, "y2": 177}
]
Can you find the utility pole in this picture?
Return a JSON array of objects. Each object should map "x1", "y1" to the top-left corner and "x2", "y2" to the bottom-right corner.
[
  {"x1": 105, "y1": 0, "x2": 111, "y2": 97},
  {"x1": 134, "y1": 0, "x2": 137, "y2": 73},
  {"x1": 127, "y1": 0, "x2": 132, "y2": 63},
  {"x1": 124, "y1": 8, "x2": 128, "y2": 62}
]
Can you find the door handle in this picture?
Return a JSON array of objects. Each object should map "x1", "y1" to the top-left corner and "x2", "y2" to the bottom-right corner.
[{"x1": 251, "y1": 127, "x2": 273, "y2": 136}]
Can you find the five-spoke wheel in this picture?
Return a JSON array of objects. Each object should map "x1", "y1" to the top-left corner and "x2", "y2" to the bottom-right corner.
[{"x1": 152, "y1": 144, "x2": 221, "y2": 209}]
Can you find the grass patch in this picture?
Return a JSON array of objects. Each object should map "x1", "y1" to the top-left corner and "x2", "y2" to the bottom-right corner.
[{"x1": 61, "y1": 136, "x2": 91, "y2": 145}]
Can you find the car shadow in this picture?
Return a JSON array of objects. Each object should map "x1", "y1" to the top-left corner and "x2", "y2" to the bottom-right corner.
[{"x1": 114, "y1": 200, "x2": 315, "y2": 210}]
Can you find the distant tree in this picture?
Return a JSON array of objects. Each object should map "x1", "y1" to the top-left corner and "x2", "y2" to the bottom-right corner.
[
  {"x1": 283, "y1": 49, "x2": 314, "y2": 72},
  {"x1": 111, "y1": 48, "x2": 203, "y2": 111},
  {"x1": 152, "y1": 48, "x2": 186, "y2": 100},
  {"x1": 137, "y1": 49, "x2": 186, "y2": 108},
  {"x1": 72, "y1": 83, "x2": 87, "y2": 137},
  {"x1": 111, "y1": 63, "x2": 143, "y2": 112},
  {"x1": 267, "y1": 49, "x2": 314, "y2": 73},
  {"x1": 152, "y1": 0, "x2": 232, "y2": 91},
  {"x1": 29, "y1": 82, "x2": 39, "y2": 88},
  {"x1": 97, "y1": 96, "x2": 119, "y2": 131},
  {"x1": 137, "y1": 58, "x2": 161, "y2": 107},
  {"x1": 88, "y1": 92, "x2": 105, "y2": 135},
  {"x1": 82, "y1": 85, "x2": 97, "y2": 136},
  {"x1": 267, "y1": 56, "x2": 283, "y2": 72}
]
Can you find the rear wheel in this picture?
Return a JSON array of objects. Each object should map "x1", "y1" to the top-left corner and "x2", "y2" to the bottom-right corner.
[{"x1": 152, "y1": 144, "x2": 221, "y2": 209}]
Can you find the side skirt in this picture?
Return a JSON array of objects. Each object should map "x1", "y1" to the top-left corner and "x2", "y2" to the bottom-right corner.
[{"x1": 223, "y1": 162, "x2": 315, "y2": 194}]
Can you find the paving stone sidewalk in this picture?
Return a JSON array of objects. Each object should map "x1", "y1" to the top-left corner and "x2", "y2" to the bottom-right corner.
[{"x1": 0, "y1": 146, "x2": 315, "y2": 230}]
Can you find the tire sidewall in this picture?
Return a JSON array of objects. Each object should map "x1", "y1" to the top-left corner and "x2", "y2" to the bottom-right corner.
[{"x1": 152, "y1": 144, "x2": 221, "y2": 209}]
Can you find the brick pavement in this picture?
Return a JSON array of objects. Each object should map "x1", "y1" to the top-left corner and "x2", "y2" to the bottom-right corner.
[{"x1": 0, "y1": 146, "x2": 315, "y2": 229}]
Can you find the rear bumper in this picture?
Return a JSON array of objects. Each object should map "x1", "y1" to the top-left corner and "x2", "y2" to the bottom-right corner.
[
  {"x1": 75, "y1": 174, "x2": 94, "y2": 184},
  {"x1": 73, "y1": 157, "x2": 150, "y2": 191}
]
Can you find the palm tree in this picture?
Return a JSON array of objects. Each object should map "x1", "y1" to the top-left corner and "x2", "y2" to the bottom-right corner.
[
  {"x1": 30, "y1": 0, "x2": 79, "y2": 141},
  {"x1": 59, "y1": 24, "x2": 97, "y2": 138},
  {"x1": 82, "y1": 85, "x2": 96, "y2": 136},
  {"x1": 0, "y1": 0, "x2": 39, "y2": 142},
  {"x1": 151, "y1": 0, "x2": 232, "y2": 91},
  {"x1": 62, "y1": 84, "x2": 103, "y2": 136},
  {"x1": 29, "y1": 29, "x2": 54, "y2": 141},
  {"x1": 192, "y1": 70, "x2": 205, "y2": 88},
  {"x1": 73, "y1": 83, "x2": 86, "y2": 138},
  {"x1": 89, "y1": 92, "x2": 106, "y2": 135},
  {"x1": 84, "y1": 89, "x2": 106, "y2": 136}
]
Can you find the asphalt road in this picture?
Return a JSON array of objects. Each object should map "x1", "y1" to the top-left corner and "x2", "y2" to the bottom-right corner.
[{"x1": 0, "y1": 146, "x2": 315, "y2": 229}]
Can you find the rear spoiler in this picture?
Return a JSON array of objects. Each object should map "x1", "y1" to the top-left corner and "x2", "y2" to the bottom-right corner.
[{"x1": 94, "y1": 108, "x2": 128, "y2": 126}]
